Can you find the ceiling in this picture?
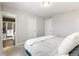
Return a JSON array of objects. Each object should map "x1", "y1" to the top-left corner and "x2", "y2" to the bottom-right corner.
[{"x1": 1, "y1": 2, "x2": 79, "y2": 18}]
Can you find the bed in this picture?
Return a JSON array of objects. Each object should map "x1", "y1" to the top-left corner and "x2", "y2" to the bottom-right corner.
[{"x1": 24, "y1": 35, "x2": 64, "y2": 56}]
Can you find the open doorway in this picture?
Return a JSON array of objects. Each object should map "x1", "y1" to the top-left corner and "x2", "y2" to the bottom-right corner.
[{"x1": 2, "y1": 16, "x2": 15, "y2": 48}]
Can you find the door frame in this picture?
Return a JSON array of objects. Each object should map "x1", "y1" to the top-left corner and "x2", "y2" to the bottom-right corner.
[{"x1": 2, "y1": 12, "x2": 16, "y2": 48}]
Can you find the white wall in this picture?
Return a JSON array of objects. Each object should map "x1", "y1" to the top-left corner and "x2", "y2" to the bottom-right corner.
[
  {"x1": 45, "y1": 9, "x2": 79, "y2": 37},
  {"x1": 0, "y1": 3, "x2": 4, "y2": 55},
  {"x1": 2, "y1": 5, "x2": 45, "y2": 45}
]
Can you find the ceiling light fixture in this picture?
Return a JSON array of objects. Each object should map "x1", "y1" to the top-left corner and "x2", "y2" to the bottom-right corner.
[{"x1": 41, "y1": 2, "x2": 52, "y2": 7}]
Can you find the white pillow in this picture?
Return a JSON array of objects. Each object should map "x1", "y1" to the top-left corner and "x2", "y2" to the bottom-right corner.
[{"x1": 58, "y1": 32, "x2": 79, "y2": 56}]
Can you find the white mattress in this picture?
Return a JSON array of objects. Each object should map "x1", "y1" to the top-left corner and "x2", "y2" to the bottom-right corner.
[{"x1": 24, "y1": 36, "x2": 64, "y2": 56}]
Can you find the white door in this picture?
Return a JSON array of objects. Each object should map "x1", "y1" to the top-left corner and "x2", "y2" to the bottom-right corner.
[
  {"x1": 45, "y1": 19, "x2": 53, "y2": 35},
  {"x1": 28, "y1": 17, "x2": 36, "y2": 38}
]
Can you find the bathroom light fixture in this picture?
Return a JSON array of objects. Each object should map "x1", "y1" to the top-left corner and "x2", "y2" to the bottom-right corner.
[{"x1": 41, "y1": 2, "x2": 52, "y2": 7}]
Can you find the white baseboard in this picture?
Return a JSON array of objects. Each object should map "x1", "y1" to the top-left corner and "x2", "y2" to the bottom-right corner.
[{"x1": 15, "y1": 41, "x2": 25, "y2": 46}]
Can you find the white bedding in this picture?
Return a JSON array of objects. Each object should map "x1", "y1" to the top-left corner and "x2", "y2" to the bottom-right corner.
[
  {"x1": 25, "y1": 35, "x2": 55, "y2": 46},
  {"x1": 24, "y1": 36, "x2": 64, "y2": 56}
]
